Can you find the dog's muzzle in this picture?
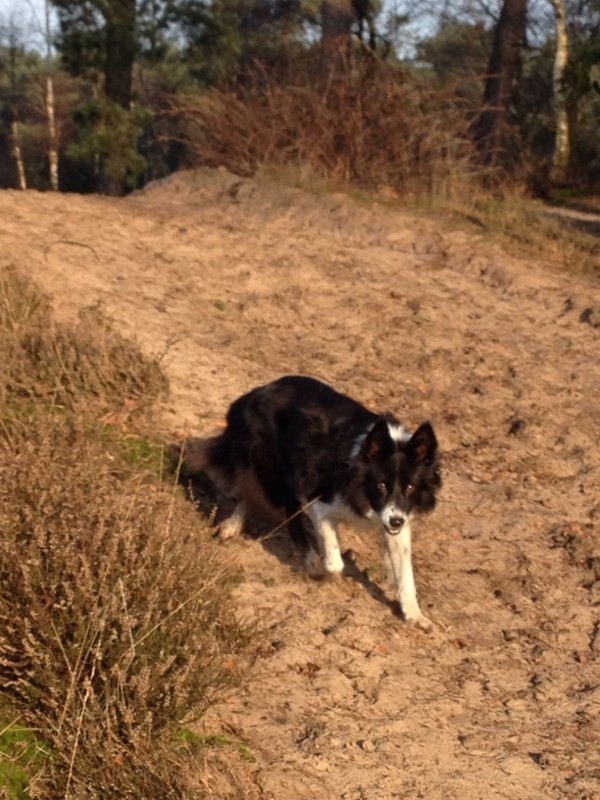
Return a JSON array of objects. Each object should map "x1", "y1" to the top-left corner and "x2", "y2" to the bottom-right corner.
[{"x1": 385, "y1": 516, "x2": 405, "y2": 535}]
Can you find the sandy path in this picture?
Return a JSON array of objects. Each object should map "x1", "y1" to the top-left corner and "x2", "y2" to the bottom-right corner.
[{"x1": 1, "y1": 169, "x2": 599, "y2": 799}]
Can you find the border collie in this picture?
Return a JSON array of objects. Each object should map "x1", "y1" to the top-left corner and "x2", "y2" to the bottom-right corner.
[{"x1": 176, "y1": 375, "x2": 441, "y2": 631}]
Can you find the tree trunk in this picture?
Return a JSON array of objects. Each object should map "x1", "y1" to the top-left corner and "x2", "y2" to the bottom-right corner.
[
  {"x1": 321, "y1": 0, "x2": 354, "y2": 77},
  {"x1": 104, "y1": 0, "x2": 137, "y2": 110},
  {"x1": 11, "y1": 119, "x2": 27, "y2": 190},
  {"x1": 45, "y1": 0, "x2": 59, "y2": 191},
  {"x1": 472, "y1": 0, "x2": 528, "y2": 168},
  {"x1": 549, "y1": 0, "x2": 570, "y2": 185},
  {"x1": 100, "y1": 0, "x2": 137, "y2": 195},
  {"x1": 353, "y1": 0, "x2": 376, "y2": 52},
  {"x1": 46, "y1": 75, "x2": 59, "y2": 191}
]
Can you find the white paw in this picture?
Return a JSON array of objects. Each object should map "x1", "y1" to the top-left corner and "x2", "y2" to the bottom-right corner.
[
  {"x1": 324, "y1": 549, "x2": 345, "y2": 575},
  {"x1": 219, "y1": 515, "x2": 243, "y2": 540},
  {"x1": 405, "y1": 611, "x2": 434, "y2": 633}
]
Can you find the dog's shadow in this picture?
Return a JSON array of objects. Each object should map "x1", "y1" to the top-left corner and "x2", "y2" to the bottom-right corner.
[{"x1": 179, "y1": 471, "x2": 400, "y2": 617}]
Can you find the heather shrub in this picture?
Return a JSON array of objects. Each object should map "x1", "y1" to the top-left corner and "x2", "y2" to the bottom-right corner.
[
  {"x1": 0, "y1": 269, "x2": 253, "y2": 798},
  {"x1": 0, "y1": 268, "x2": 167, "y2": 420},
  {"x1": 173, "y1": 63, "x2": 482, "y2": 200},
  {"x1": 0, "y1": 422, "x2": 250, "y2": 797}
]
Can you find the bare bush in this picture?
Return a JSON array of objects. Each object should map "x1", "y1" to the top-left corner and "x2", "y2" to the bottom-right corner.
[
  {"x1": 0, "y1": 422, "x2": 251, "y2": 797},
  {"x1": 172, "y1": 63, "x2": 483, "y2": 200}
]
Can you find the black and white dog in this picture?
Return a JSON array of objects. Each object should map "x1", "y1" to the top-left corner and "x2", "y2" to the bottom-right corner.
[{"x1": 177, "y1": 375, "x2": 441, "y2": 631}]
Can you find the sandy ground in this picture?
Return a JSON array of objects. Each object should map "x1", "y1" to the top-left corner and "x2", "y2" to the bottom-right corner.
[{"x1": 1, "y1": 169, "x2": 599, "y2": 799}]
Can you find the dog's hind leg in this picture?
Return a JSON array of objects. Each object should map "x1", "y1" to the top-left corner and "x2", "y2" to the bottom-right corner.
[
  {"x1": 286, "y1": 507, "x2": 325, "y2": 576},
  {"x1": 219, "y1": 502, "x2": 246, "y2": 540},
  {"x1": 383, "y1": 523, "x2": 432, "y2": 632}
]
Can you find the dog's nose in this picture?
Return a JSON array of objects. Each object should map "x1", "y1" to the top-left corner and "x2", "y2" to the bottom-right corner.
[{"x1": 388, "y1": 515, "x2": 405, "y2": 530}]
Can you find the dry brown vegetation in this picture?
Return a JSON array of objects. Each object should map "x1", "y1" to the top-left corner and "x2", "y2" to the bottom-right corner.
[
  {"x1": 171, "y1": 67, "x2": 600, "y2": 279},
  {"x1": 0, "y1": 268, "x2": 167, "y2": 418},
  {"x1": 0, "y1": 269, "x2": 253, "y2": 798},
  {"x1": 173, "y1": 65, "x2": 482, "y2": 201}
]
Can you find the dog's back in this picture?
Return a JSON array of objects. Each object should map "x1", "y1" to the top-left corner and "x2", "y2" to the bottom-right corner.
[{"x1": 220, "y1": 376, "x2": 376, "y2": 505}]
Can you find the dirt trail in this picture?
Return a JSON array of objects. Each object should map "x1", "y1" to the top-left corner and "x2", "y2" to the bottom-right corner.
[{"x1": 1, "y1": 170, "x2": 599, "y2": 799}]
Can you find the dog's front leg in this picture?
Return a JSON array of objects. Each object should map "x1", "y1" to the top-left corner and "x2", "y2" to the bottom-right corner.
[
  {"x1": 320, "y1": 518, "x2": 344, "y2": 575},
  {"x1": 384, "y1": 523, "x2": 432, "y2": 632},
  {"x1": 307, "y1": 503, "x2": 344, "y2": 577}
]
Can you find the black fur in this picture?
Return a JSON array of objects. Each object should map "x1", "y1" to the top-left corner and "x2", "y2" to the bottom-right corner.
[{"x1": 196, "y1": 375, "x2": 441, "y2": 554}]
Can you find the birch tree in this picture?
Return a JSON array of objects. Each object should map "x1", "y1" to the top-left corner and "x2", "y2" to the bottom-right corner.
[
  {"x1": 549, "y1": 0, "x2": 570, "y2": 184},
  {"x1": 10, "y1": 117, "x2": 27, "y2": 189},
  {"x1": 2, "y1": 14, "x2": 28, "y2": 189},
  {"x1": 45, "y1": 0, "x2": 59, "y2": 190}
]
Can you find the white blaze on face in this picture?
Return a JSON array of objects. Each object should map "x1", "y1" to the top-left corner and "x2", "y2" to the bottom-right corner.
[
  {"x1": 351, "y1": 421, "x2": 410, "y2": 460},
  {"x1": 378, "y1": 501, "x2": 406, "y2": 533},
  {"x1": 387, "y1": 421, "x2": 412, "y2": 444}
]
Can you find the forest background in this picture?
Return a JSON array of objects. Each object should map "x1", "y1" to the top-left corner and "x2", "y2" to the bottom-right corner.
[{"x1": 0, "y1": 0, "x2": 599, "y2": 201}]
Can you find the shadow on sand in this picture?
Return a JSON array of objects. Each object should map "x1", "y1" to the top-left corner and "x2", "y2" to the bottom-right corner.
[{"x1": 175, "y1": 465, "x2": 402, "y2": 618}]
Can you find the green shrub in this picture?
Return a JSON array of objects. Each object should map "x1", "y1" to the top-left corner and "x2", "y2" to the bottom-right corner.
[{"x1": 0, "y1": 719, "x2": 53, "y2": 799}]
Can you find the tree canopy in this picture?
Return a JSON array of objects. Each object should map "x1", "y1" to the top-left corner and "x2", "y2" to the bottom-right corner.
[{"x1": 0, "y1": 0, "x2": 599, "y2": 194}]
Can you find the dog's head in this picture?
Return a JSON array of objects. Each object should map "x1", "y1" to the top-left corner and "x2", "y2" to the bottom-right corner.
[{"x1": 358, "y1": 417, "x2": 441, "y2": 534}]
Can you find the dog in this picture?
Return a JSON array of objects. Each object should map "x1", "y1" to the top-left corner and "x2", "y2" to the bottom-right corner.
[{"x1": 175, "y1": 375, "x2": 441, "y2": 631}]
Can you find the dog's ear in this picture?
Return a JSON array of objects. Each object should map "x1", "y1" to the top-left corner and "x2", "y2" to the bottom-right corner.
[
  {"x1": 406, "y1": 422, "x2": 438, "y2": 465},
  {"x1": 362, "y1": 418, "x2": 394, "y2": 461}
]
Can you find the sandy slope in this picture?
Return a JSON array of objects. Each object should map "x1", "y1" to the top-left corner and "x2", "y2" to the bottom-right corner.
[{"x1": 1, "y1": 169, "x2": 599, "y2": 799}]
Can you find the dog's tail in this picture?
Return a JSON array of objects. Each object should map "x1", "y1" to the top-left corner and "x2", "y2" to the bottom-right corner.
[{"x1": 170, "y1": 434, "x2": 235, "y2": 496}]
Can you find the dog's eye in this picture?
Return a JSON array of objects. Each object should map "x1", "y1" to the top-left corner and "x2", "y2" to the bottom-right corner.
[
  {"x1": 406, "y1": 483, "x2": 416, "y2": 496},
  {"x1": 377, "y1": 482, "x2": 387, "y2": 494}
]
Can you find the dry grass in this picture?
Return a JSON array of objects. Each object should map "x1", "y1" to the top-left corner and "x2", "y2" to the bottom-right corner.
[
  {"x1": 416, "y1": 185, "x2": 600, "y2": 277},
  {"x1": 0, "y1": 268, "x2": 167, "y2": 423},
  {"x1": 171, "y1": 63, "x2": 484, "y2": 203},
  {"x1": 0, "y1": 268, "x2": 255, "y2": 799}
]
